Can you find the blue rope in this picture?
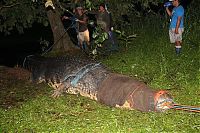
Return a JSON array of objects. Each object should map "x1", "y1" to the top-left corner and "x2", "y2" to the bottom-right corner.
[
  {"x1": 70, "y1": 63, "x2": 101, "y2": 87},
  {"x1": 61, "y1": 63, "x2": 101, "y2": 87},
  {"x1": 173, "y1": 104, "x2": 200, "y2": 111},
  {"x1": 41, "y1": 20, "x2": 76, "y2": 56},
  {"x1": 69, "y1": 16, "x2": 79, "y2": 33}
]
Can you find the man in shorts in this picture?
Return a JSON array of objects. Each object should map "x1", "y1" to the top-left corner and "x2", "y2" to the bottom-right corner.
[
  {"x1": 165, "y1": 0, "x2": 184, "y2": 54},
  {"x1": 63, "y1": 6, "x2": 90, "y2": 50}
]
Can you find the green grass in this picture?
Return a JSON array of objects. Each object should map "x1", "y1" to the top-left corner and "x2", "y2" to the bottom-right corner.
[
  {"x1": 1, "y1": 91, "x2": 199, "y2": 132},
  {"x1": 0, "y1": 18, "x2": 200, "y2": 132}
]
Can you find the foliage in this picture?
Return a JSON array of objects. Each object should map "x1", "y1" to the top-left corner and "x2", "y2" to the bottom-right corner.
[
  {"x1": 89, "y1": 25, "x2": 108, "y2": 56},
  {"x1": 86, "y1": 0, "x2": 164, "y2": 28},
  {"x1": 0, "y1": 0, "x2": 48, "y2": 34},
  {"x1": 92, "y1": 25, "x2": 108, "y2": 48},
  {"x1": 183, "y1": 0, "x2": 200, "y2": 48},
  {"x1": 0, "y1": 0, "x2": 166, "y2": 35},
  {"x1": 90, "y1": 28, "x2": 137, "y2": 55},
  {"x1": 115, "y1": 30, "x2": 137, "y2": 50},
  {"x1": 39, "y1": 37, "x2": 50, "y2": 52}
]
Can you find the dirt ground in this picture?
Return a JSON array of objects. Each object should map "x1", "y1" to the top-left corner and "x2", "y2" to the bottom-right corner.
[{"x1": 0, "y1": 66, "x2": 49, "y2": 109}]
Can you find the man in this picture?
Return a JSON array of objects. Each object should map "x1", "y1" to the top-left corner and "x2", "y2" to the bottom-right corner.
[
  {"x1": 63, "y1": 6, "x2": 90, "y2": 50},
  {"x1": 88, "y1": 3, "x2": 117, "y2": 51},
  {"x1": 165, "y1": 0, "x2": 184, "y2": 54},
  {"x1": 96, "y1": 3, "x2": 112, "y2": 32},
  {"x1": 97, "y1": 3, "x2": 117, "y2": 51}
]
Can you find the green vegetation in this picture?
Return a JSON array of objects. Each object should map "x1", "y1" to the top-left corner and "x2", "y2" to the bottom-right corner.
[{"x1": 0, "y1": 2, "x2": 200, "y2": 132}]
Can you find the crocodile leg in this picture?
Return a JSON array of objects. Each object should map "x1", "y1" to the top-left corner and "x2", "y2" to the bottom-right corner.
[{"x1": 51, "y1": 80, "x2": 71, "y2": 98}]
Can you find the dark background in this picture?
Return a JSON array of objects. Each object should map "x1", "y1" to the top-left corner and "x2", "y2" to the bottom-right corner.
[{"x1": 0, "y1": 24, "x2": 53, "y2": 67}]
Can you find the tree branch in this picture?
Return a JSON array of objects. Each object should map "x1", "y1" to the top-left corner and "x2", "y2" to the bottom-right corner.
[
  {"x1": 0, "y1": 3, "x2": 20, "y2": 11},
  {"x1": 55, "y1": 0, "x2": 74, "y2": 15}
]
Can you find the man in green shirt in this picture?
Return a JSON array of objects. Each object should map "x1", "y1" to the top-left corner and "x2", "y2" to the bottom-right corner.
[{"x1": 88, "y1": 3, "x2": 118, "y2": 51}]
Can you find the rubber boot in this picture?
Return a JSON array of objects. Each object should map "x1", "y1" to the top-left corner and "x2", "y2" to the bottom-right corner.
[{"x1": 175, "y1": 46, "x2": 181, "y2": 55}]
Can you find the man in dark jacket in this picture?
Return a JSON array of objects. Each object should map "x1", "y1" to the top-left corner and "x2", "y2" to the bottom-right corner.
[{"x1": 89, "y1": 3, "x2": 118, "y2": 51}]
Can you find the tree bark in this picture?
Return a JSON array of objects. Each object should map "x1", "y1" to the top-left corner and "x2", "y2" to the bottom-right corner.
[{"x1": 46, "y1": 6, "x2": 78, "y2": 52}]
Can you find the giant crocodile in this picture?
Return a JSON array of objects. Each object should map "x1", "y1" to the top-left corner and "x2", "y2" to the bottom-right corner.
[{"x1": 24, "y1": 55, "x2": 173, "y2": 112}]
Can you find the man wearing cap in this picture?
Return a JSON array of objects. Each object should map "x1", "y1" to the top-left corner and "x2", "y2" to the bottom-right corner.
[
  {"x1": 165, "y1": 0, "x2": 184, "y2": 54},
  {"x1": 63, "y1": 6, "x2": 90, "y2": 50}
]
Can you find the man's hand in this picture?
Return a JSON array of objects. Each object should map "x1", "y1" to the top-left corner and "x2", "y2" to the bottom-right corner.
[
  {"x1": 165, "y1": 7, "x2": 172, "y2": 16},
  {"x1": 75, "y1": 18, "x2": 79, "y2": 22},
  {"x1": 175, "y1": 28, "x2": 179, "y2": 34},
  {"x1": 175, "y1": 17, "x2": 182, "y2": 34},
  {"x1": 62, "y1": 16, "x2": 69, "y2": 20}
]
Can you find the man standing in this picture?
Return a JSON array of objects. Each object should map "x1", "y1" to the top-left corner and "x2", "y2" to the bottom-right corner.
[
  {"x1": 96, "y1": 3, "x2": 112, "y2": 32},
  {"x1": 88, "y1": 3, "x2": 117, "y2": 51},
  {"x1": 63, "y1": 6, "x2": 90, "y2": 50},
  {"x1": 97, "y1": 3, "x2": 117, "y2": 51},
  {"x1": 165, "y1": 0, "x2": 184, "y2": 54}
]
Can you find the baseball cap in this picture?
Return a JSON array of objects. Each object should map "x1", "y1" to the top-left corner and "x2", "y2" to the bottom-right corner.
[{"x1": 76, "y1": 6, "x2": 83, "y2": 9}]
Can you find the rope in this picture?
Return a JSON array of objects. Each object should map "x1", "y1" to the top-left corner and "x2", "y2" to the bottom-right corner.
[
  {"x1": 154, "y1": 91, "x2": 200, "y2": 113},
  {"x1": 22, "y1": 55, "x2": 35, "y2": 68},
  {"x1": 41, "y1": 20, "x2": 76, "y2": 56},
  {"x1": 171, "y1": 104, "x2": 200, "y2": 113},
  {"x1": 58, "y1": 63, "x2": 100, "y2": 87},
  {"x1": 22, "y1": 14, "x2": 78, "y2": 65},
  {"x1": 70, "y1": 63, "x2": 100, "y2": 87}
]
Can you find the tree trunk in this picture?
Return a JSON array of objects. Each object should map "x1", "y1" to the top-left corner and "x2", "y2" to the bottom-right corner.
[{"x1": 46, "y1": 6, "x2": 78, "y2": 53}]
